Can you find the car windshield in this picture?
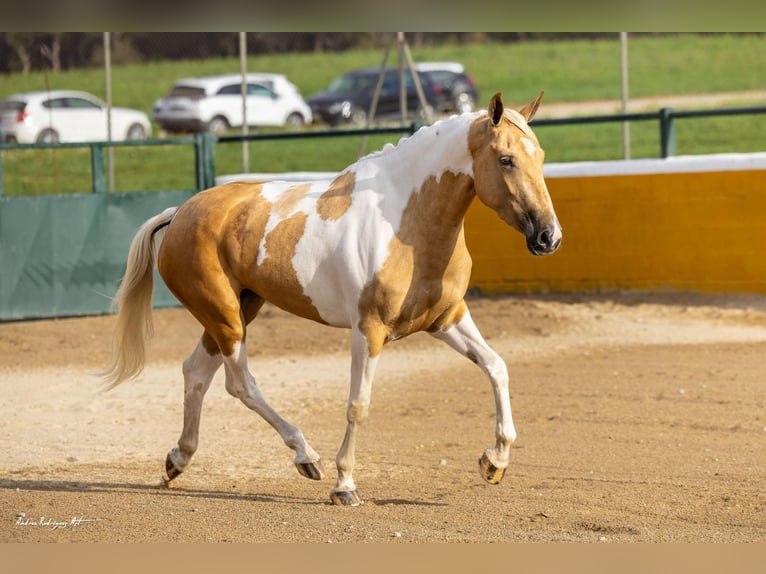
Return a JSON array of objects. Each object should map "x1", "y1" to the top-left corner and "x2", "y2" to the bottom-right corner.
[
  {"x1": 327, "y1": 74, "x2": 376, "y2": 93},
  {"x1": 167, "y1": 86, "x2": 206, "y2": 99},
  {"x1": 0, "y1": 100, "x2": 26, "y2": 113},
  {"x1": 426, "y1": 71, "x2": 458, "y2": 84}
]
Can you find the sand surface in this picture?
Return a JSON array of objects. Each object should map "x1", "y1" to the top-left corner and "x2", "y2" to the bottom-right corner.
[{"x1": 1, "y1": 292, "x2": 765, "y2": 542}]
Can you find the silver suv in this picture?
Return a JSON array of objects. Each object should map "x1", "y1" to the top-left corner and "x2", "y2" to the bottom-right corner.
[{"x1": 152, "y1": 73, "x2": 313, "y2": 134}]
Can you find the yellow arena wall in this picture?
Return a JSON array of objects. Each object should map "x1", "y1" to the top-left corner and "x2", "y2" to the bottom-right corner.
[{"x1": 465, "y1": 153, "x2": 766, "y2": 294}]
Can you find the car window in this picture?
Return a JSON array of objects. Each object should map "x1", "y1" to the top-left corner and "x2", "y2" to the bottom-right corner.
[
  {"x1": 382, "y1": 70, "x2": 428, "y2": 90},
  {"x1": 168, "y1": 86, "x2": 206, "y2": 99},
  {"x1": 247, "y1": 83, "x2": 275, "y2": 98},
  {"x1": 217, "y1": 84, "x2": 243, "y2": 95},
  {"x1": 381, "y1": 77, "x2": 398, "y2": 93},
  {"x1": 65, "y1": 97, "x2": 102, "y2": 110},
  {"x1": 328, "y1": 74, "x2": 375, "y2": 93},
  {"x1": 42, "y1": 98, "x2": 69, "y2": 109}
]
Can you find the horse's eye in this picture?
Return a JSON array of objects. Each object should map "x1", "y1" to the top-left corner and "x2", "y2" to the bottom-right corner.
[{"x1": 499, "y1": 155, "x2": 515, "y2": 168}]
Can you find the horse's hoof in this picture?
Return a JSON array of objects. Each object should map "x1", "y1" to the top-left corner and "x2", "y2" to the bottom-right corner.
[
  {"x1": 478, "y1": 452, "x2": 506, "y2": 484},
  {"x1": 164, "y1": 454, "x2": 182, "y2": 484},
  {"x1": 295, "y1": 459, "x2": 325, "y2": 481},
  {"x1": 330, "y1": 490, "x2": 364, "y2": 507}
]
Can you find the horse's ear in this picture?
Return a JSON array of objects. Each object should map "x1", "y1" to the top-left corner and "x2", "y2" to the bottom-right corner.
[
  {"x1": 519, "y1": 91, "x2": 544, "y2": 123},
  {"x1": 489, "y1": 92, "x2": 504, "y2": 126}
]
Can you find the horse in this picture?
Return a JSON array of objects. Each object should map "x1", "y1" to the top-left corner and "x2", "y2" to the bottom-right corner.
[{"x1": 104, "y1": 92, "x2": 562, "y2": 506}]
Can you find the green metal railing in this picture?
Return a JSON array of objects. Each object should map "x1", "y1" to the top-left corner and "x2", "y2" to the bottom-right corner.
[
  {"x1": 1, "y1": 104, "x2": 765, "y2": 197},
  {"x1": 0, "y1": 125, "x2": 420, "y2": 196},
  {"x1": 531, "y1": 104, "x2": 766, "y2": 158},
  {"x1": 0, "y1": 134, "x2": 202, "y2": 197}
]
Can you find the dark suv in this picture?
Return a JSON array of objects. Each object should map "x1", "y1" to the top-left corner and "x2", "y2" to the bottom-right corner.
[
  {"x1": 415, "y1": 62, "x2": 479, "y2": 114},
  {"x1": 307, "y1": 67, "x2": 440, "y2": 126}
]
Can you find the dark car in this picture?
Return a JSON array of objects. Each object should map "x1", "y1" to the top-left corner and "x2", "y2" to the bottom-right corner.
[
  {"x1": 415, "y1": 62, "x2": 479, "y2": 114},
  {"x1": 307, "y1": 67, "x2": 440, "y2": 127}
]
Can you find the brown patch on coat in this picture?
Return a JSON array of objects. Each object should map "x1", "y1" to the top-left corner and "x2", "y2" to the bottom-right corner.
[
  {"x1": 274, "y1": 183, "x2": 310, "y2": 218},
  {"x1": 358, "y1": 171, "x2": 475, "y2": 354},
  {"x1": 317, "y1": 171, "x2": 355, "y2": 221},
  {"x1": 158, "y1": 181, "x2": 324, "y2": 356}
]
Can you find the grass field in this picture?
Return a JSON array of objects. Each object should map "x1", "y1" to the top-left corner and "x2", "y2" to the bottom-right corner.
[{"x1": 1, "y1": 33, "x2": 764, "y2": 195}]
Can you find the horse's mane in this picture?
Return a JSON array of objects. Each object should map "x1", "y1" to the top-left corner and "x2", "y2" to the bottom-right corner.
[
  {"x1": 353, "y1": 111, "x2": 481, "y2": 165},
  {"x1": 354, "y1": 107, "x2": 535, "y2": 169}
]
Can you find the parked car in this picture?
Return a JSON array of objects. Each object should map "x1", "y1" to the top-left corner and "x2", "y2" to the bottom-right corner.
[
  {"x1": 414, "y1": 62, "x2": 479, "y2": 114},
  {"x1": 152, "y1": 73, "x2": 313, "y2": 134},
  {"x1": 307, "y1": 67, "x2": 440, "y2": 127},
  {"x1": 0, "y1": 90, "x2": 151, "y2": 144}
]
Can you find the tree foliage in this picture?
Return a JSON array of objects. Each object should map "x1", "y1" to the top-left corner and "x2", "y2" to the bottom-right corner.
[{"x1": 0, "y1": 32, "x2": 632, "y2": 74}]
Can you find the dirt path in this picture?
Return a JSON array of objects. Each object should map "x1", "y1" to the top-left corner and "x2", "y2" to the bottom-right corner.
[
  {"x1": 1, "y1": 292, "x2": 765, "y2": 542},
  {"x1": 538, "y1": 90, "x2": 766, "y2": 118}
]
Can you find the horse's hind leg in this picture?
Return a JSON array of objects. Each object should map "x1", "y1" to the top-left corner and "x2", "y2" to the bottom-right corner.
[
  {"x1": 164, "y1": 333, "x2": 222, "y2": 484},
  {"x1": 205, "y1": 292, "x2": 323, "y2": 480},
  {"x1": 221, "y1": 338, "x2": 324, "y2": 480}
]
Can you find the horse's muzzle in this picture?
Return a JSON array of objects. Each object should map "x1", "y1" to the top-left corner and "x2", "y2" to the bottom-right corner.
[{"x1": 526, "y1": 223, "x2": 562, "y2": 256}]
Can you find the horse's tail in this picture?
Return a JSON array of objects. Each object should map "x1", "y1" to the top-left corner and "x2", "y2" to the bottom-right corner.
[{"x1": 102, "y1": 207, "x2": 178, "y2": 389}]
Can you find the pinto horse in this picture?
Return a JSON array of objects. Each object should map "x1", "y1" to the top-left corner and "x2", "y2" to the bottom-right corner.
[{"x1": 104, "y1": 92, "x2": 562, "y2": 506}]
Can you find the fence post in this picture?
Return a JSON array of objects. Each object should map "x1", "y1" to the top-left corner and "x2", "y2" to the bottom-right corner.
[
  {"x1": 91, "y1": 144, "x2": 106, "y2": 193},
  {"x1": 659, "y1": 107, "x2": 676, "y2": 158},
  {"x1": 0, "y1": 146, "x2": 4, "y2": 197},
  {"x1": 194, "y1": 132, "x2": 217, "y2": 191},
  {"x1": 204, "y1": 133, "x2": 217, "y2": 189}
]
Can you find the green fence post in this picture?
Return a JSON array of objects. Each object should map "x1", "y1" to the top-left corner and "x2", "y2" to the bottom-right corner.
[
  {"x1": 193, "y1": 132, "x2": 217, "y2": 191},
  {"x1": 659, "y1": 108, "x2": 676, "y2": 158},
  {"x1": 203, "y1": 132, "x2": 216, "y2": 189},
  {"x1": 91, "y1": 144, "x2": 106, "y2": 193},
  {"x1": 194, "y1": 133, "x2": 204, "y2": 191}
]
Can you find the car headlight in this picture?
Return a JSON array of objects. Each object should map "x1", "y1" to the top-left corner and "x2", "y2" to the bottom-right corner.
[{"x1": 328, "y1": 101, "x2": 352, "y2": 116}]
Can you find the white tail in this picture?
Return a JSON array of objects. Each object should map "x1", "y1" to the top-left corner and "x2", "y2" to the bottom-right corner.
[{"x1": 103, "y1": 207, "x2": 178, "y2": 389}]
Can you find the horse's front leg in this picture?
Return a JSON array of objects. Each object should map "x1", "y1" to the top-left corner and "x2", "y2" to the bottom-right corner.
[
  {"x1": 430, "y1": 305, "x2": 516, "y2": 484},
  {"x1": 331, "y1": 327, "x2": 383, "y2": 506}
]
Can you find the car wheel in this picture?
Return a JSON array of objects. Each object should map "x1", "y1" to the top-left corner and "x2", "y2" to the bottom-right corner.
[
  {"x1": 36, "y1": 129, "x2": 59, "y2": 144},
  {"x1": 207, "y1": 116, "x2": 229, "y2": 135},
  {"x1": 126, "y1": 123, "x2": 147, "y2": 140},
  {"x1": 455, "y1": 92, "x2": 475, "y2": 113},
  {"x1": 285, "y1": 113, "x2": 305, "y2": 129}
]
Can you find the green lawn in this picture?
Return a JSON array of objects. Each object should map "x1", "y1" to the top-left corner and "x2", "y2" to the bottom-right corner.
[{"x1": 1, "y1": 34, "x2": 765, "y2": 196}]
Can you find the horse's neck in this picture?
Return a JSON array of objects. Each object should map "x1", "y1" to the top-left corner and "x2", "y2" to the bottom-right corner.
[
  {"x1": 387, "y1": 113, "x2": 477, "y2": 182},
  {"x1": 352, "y1": 113, "x2": 479, "y2": 228}
]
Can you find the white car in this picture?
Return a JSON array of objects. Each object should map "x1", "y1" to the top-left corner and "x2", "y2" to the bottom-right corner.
[
  {"x1": 152, "y1": 73, "x2": 313, "y2": 134},
  {"x1": 0, "y1": 90, "x2": 151, "y2": 144}
]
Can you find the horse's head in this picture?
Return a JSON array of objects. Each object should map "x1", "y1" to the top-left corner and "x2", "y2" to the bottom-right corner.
[{"x1": 469, "y1": 92, "x2": 562, "y2": 256}]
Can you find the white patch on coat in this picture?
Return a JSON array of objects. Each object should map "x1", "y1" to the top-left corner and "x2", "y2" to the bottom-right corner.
[
  {"x1": 288, "y1": 112, "x2": 481, "y2": 327},
  {"x1": 256, "y1": 180, "x2": 328, "y2": 266}
]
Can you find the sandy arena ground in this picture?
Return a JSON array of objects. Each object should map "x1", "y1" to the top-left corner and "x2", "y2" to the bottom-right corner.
[{"x1": 1, "y1": 291, "x2": 765, "y2": 542}]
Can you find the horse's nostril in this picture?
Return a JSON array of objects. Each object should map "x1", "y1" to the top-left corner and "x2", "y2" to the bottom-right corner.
[{"x1": 538, "y1": 228, "x2": 552, "y2": 247}]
